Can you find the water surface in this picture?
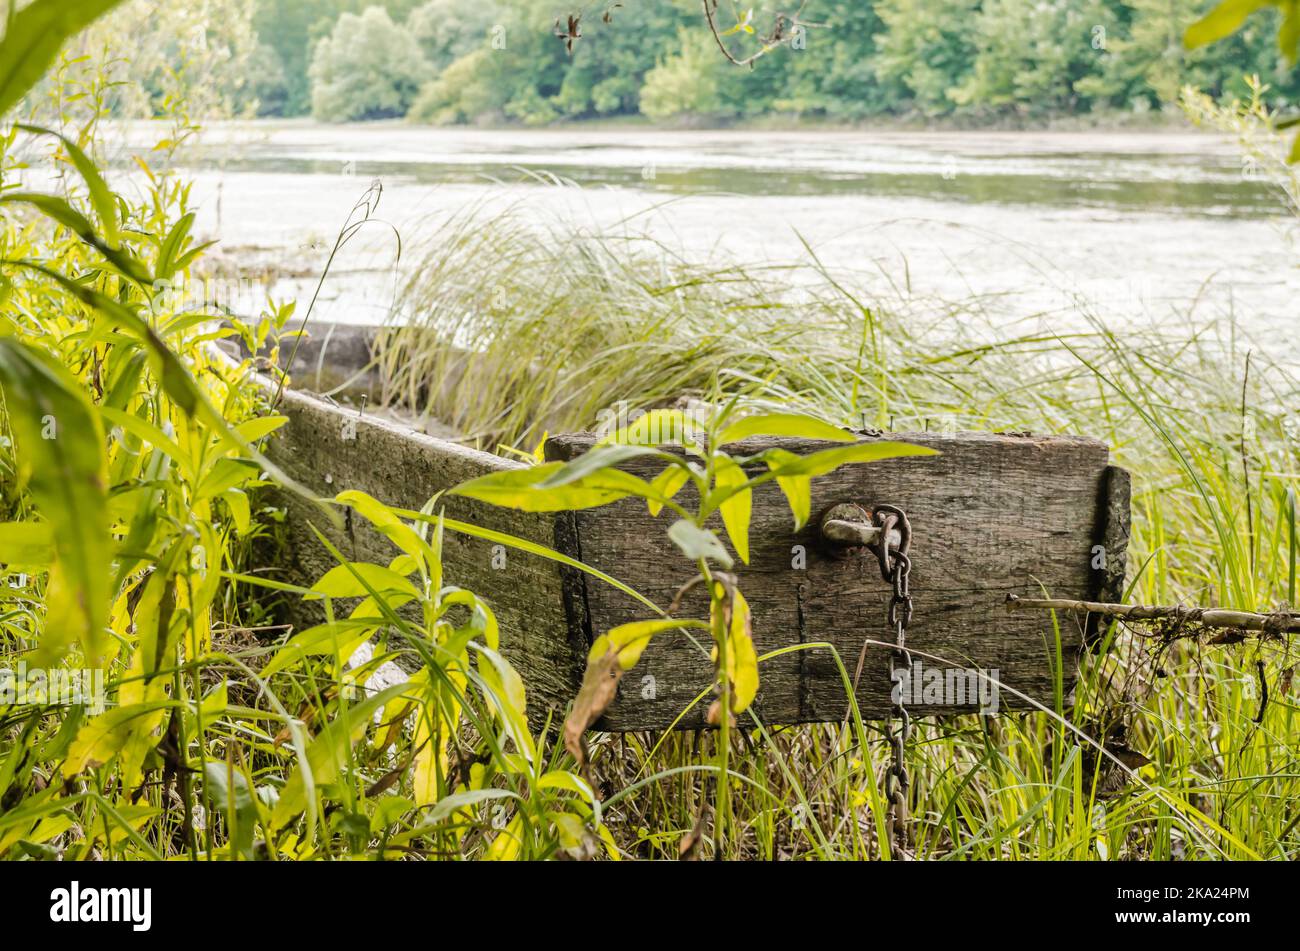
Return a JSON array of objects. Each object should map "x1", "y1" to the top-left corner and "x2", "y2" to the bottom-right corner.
[{"x1": 116, "y1": 121, "x2": 1298, "y2": 342}]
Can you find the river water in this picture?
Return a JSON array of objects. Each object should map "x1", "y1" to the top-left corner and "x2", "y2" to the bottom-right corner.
[{"x1": 113, "y1": 120, "x2": 1299, "y2": 347}]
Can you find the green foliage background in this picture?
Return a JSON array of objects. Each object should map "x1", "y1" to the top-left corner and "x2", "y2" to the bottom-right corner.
[{"x1": 240, "y1": 0, "x2": 1300, "y2": 124}]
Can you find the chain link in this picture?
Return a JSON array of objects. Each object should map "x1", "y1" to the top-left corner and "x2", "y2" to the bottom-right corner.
[{"x1": 869, "y1": 504, "x2": 913, "y2": 861}]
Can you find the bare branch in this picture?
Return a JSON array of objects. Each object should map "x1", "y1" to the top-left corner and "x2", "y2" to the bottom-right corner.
[
  {"x1": 701, "y1": 0, "x2": 812, "y2": 68},
  {"x1": 1005, "y1": 594, "x2": 1300, "y2": 636}
]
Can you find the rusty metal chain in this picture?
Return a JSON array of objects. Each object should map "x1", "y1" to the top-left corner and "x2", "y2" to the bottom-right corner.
[{"x1": 867, "y1": 504, "x2": 913, "y2": 861}]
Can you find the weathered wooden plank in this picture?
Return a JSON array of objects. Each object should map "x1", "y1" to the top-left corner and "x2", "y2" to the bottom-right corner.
[
  {"x1": 546, "y1": 431, "x2": 1124, "y2": 729},
  {"x1": 262, "y1": 387, "x2": 585, "y2": 722}
]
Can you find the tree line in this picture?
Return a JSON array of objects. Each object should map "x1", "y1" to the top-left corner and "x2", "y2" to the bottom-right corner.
[{"x1": 241, "y1": 0, "x2": 1299, "y2": 123}]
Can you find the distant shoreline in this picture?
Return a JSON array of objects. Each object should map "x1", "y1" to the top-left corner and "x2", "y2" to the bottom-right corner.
[{"x1": 235, "y1": 109, "x2": 1198, "y2": 136}]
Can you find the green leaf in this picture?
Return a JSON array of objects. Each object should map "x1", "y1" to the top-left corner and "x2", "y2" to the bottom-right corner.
[
  {"x1": 100, "y1": 405, "x2": 190, "y2": 480},
  {"x1": 66, "y1": 701, "x2": 172, "y2": 773},
  {"x1": 537, "y1": 769, "x2": 596, "y2": 800},
  {"x1": 261, "y1": 620, "x2": 378, "y2": 677},
  {"x1": 0, "y1": 192, "x2": 92, "y2": 235},
  {"x1": 16, "y1": 125, "x2": 120, "y2": 246},
  {"x1": 155, "y1": 212, "x2": 196, "y2": 281},
  {"x1": 765, "y1": 449, "x2": 812, "y2": 530},
  {"x1": 536, "y1": 444, "x2": 669, "y2": 488},
  {"x1": 308, "y1": 562, "x2": 418, "y2": 600},
  {"x1": 334, "y1": 489, "x2": 435, "y2": 569},
  {"x1": 714, "y1": 455, "x2": 751, "y2": 564},
  {"x1": 451, "y1": 462, "x2": 654, "y2": 512},
  {"x1": 194, "y1": 457, "x2": 260, "y2": 502},
  {"x1": 472, "y1": 643, "x2": 533, "y2": 761},
  {"x1": 0, "y1": 338, "x2": 110, "y2": 663},
  {"x1": 727, "y1": 589, "x2": 758, "y2": 713},
  {"x1": 200, "y1": 681, "x2": 228, "y2": 719},
  {"x1": 204, "y1": 761, "x2": 260, "y2": 859},
  {"x1": 646, "y1": 464, "x2": 690, "y2": 517},
  {"x1": 590, "y1": 618, "x2": 689, "y2": 670},
  {"x1": 540, "y1": 774, "x2": 602, "y2": 829},
  {"x1": 0, "y1": 194, "x2": 149, "y2": 283},
  {"x1": 37, "y1": 706, "x2": 85, "y2": 762},
  {"x1": 14, "y1": 262, "x2": 325, "y2": 513},
  {"x1": 1183, "y1": 0, "x2": 1270, "y2": 49},
  {"x1": 223, "y1": 489, "x2": 251, "y2": 534},
  {"x1": 233, "y1": 414, "x2": 288, "y2": 443},
  {"x1": 762, "y1": 440, "x2": 938, "y2": 479},
  {"x1": 370, "y1": 796, "x2": 414, "y2": 834},
  {"x1": 0, "y1": 521, "x2": 55, "y2": 566},
  {"x1": 428, "y1": 788, "x2": 520, "y2": 824},
  {"x1": 596, "y1": 409, "x2": 704, "y2": 448},
  {"x1": 667, "y1": 519, "x2": 733, "y2": 568},
  {"x1": 717, "y1": 411, "x2": 855, "y2": 446},
  {"x1": 0, "y1": 0, "x2": 129, "y2": 118}
]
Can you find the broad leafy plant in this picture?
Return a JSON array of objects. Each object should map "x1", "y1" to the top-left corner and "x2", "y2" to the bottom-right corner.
[
  {"x1": 229, "y1": 490, "x2": 615, "y2": 859},
  {"x1": 0, "y1": 2, "x2": 312, "y2": 855}
]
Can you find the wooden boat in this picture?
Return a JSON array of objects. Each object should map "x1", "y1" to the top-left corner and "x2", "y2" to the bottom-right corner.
[{"x1": 248, "y1": 322, "x2": 1131, "y2": 729}]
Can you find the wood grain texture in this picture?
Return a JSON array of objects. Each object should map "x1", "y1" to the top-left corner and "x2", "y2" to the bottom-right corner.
[
  {"x1": 262, "y1": 388, "x2": 585, "y2": 722},
  {"x1": 546, "y1": 430, "x2": 1127, "y2": 729}
]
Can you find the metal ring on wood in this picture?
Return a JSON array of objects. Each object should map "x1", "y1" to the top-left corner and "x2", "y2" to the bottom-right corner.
[{"x1": 819, "y1": 502, "x2": 901, "y2": 556}]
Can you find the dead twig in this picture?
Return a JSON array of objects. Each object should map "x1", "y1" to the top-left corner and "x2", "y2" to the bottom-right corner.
[{"x1": 1004, "y1": 594, "x2": 1300, "y2": 636}]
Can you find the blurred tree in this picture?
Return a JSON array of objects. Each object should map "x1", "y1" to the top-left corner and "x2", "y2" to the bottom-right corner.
[
  {"x1": 774, "y1": 1, "x2": 896, "y2": 119},
  {"x1": 1072, "y1": 0, "x2": 1276, "y2": 109},
  {"x1": 409, "y1": 0, "x2": 506, "y2": 73},
  {"x1": 552, "y1": 0, "x2": 689, "y2": 118},
  {"x1": 640, "y1": 27, "x2": 739, "y2": 120},
  {"x1": 309, "y1": 6, "x2": 428, "y2": 120},
  {"x1": 35, "y1": 0, "x2": 259, "y2": 121},
  {"x1": 408, "y1": 0, "x2": 567, "y2": 124},
  {"x1": 242, "y1": 42, "x2": 292, "y2": 116},
  {"x1": 872, "y1": 0, "x2": 980, "y2": 115},
  {"x1": 69, "y1": 0, "x2": 1298, "y2": 125},
  {"x1": 253, "y1": 0, "x2": 425, "y2": 116},
  {"x1": 255, "y1": 0, "x2": 347, "y2": 115},
  {"x1": 950, "y1": 0, "x2": 1112, "y2": 116},
  {"x1": 409, "y1": 49, "x2": 507, "y2": 123}
]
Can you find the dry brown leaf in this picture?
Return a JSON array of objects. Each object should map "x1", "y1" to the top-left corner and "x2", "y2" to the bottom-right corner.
[
  {"x1": 706, "y1": 698, "x2": 721, "y2": 726},
  {"x1": 563, "y1": 648, "x2": 622, "y2": 774},
  {"x1": 678, "y1": 804, "x2": 708, "y2": 860}
]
